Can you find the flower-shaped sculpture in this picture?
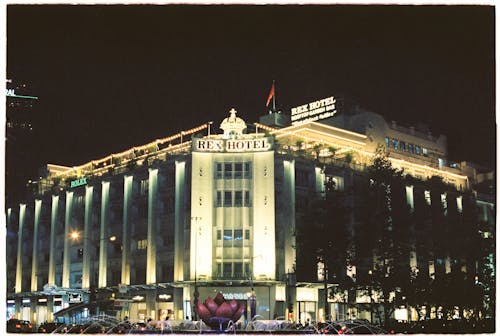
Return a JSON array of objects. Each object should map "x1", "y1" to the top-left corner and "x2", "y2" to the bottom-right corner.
[{"x1": 195, "y1": 292, "x2": 245, "y2": 329}]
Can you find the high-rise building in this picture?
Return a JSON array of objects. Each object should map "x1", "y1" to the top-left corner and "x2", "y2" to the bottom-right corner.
[{"x1": 5, "y1": 99, "x2": 494, "y2": 327}]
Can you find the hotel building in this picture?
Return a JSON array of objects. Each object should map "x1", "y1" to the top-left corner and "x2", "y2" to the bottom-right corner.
[{"x1": 6, "y1": 97, "x2": 495, "y2": 326}]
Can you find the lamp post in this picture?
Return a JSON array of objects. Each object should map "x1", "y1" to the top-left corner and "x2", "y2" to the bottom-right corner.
[
  {"x1": 70, "y1": 230, "x2": 116, "y2": 316},
  {"x1": 191, "y1": 217, "x2": 202, "y2": 321}
]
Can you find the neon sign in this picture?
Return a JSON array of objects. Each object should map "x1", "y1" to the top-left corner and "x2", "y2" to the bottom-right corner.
[
  {"x1": 70, "y1": 177, "x2": 87, "y2": 188},
  {"x1": 291, "y1": 96, "x2": 336, "y2": 125},
  {"x1": 194, "y1": 137, "x2": 273, "y2": 152}
]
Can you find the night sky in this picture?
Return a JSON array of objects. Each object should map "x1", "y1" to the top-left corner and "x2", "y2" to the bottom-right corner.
[{"x1": 6, "y1": 4, "x2": 496, "y2": 203}]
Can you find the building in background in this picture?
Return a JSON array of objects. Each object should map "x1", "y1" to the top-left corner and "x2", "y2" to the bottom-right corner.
[{"x1": 5, "y1": 98, "x2": 494, "y2": 327}]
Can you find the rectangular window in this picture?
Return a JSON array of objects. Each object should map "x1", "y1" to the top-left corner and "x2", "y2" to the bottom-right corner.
[
  {"x1": 216, "y1": 191, "x2": 222, "y2": 207},
  {"x1": 216, "y1": 163, "x2": 223, "y2": 179},
  {"x1": 399, "y1": 141, "x2": 406, "y2": 151},
  {"x1": 217, "y1": 263, "x2": 222, "y2": 275},
  {"x1": 234, "y1": 163, "x2": 243, "y2": 178},
  {"x1": 424, "y1": 190, "x2": 431, "y2": 205},
  {"x1": 223, "y1": 230, "x2": 232, "y2": 241},
  {"x1": 244, "y1": 162, "x2": 251, "y2": 178},
  {"x1": 234, "y1": 191, "x2": 243, "y2": 207},
  {"x1": 415, "y1": 146, "x2": 421, "y2": 155},
  {"x1": 244, "y1": 191, "x2": 250, "y2": 207},
  {"x1": 408, "y1": 144, "x2": 415, "y2": 154},
  {"x1": 224, "y1": 191, "x2": 232, "y2": 207},
  {"x1": 391, "y1": 139, "x2": 398, "y2": 149},
  {"x1": 234, "y1": 263, "x2": 243, "y2": 277},
  {"x1": 217, "y1": 230, "x2": 221, "y2": 240},
  {"x1": 140, "y1": 179, "x2": 149, "y2": 196},
  {"x1": 456, "y1": 196, "x2": 463, "y2": 214},
  {"x1": 385, "y1": 137, "x2": 390, "y2": 146},
  {"x1": 422, "y1": 148, "x2": 429, "y2": 156},
  {"x1": 244, "y1": 263, "x2": 250, "y2": 276},
  {"x1": 224, "y1": 163, "x2": 232, "y2": 178},
  {"x1": 137, "y1": 239, "x2": 147, "y2": 250},
  {"x1": 234, "y1": 229, "x2": 243, "y2": 241},
  {"x1": 223, "y1": 263, "x2": 232, "y2": 276},
  {"x1": 245, "y1": 229, "x2": 250, "y2": 240}
]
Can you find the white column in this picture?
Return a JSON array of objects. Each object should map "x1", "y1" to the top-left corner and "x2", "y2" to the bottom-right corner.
[
  {"x1": 99, "y1": 181, "x2": 110, "y2": 288},
  {"x1": 82, "y1": 186, "x2": 93, "y2": 288},
  {"x1": 15, "y1": 204, "x2": 26, "y2": 293},
  {"x1": 283, "y1": 160, "x2": 296, "y2": 275},
  {"x1": 62, "y1": 192, "x2": 73, "y2": 288},
  {"x1": 252, "y1": 151, "x2": 276, "y2": 279},
  {"x1": 174, "y1": 161, "x2": 186, "y2": 282},
  {"x1": 48, "y1": 195, "x2": 59, "y2": 286},
  {"x1": 147, "y1": 169, "x2": 158, "y2": 284},
  {"x1": 121, "y1": 175, "x2": 133, "y2": 285},
  {"x1": 31, "y1": 200, "x2": 42, "y2": 291}
]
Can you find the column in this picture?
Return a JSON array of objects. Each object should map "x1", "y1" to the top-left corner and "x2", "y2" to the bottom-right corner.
[
  {"x1": 48, "y1": 195, "x2": 59, "y2": 286},
  {"x1": 62, "y1": 192, "x2": 73, "y2": 288},
  {"x1": 174, "y1": 161, "x2": 186, "y2": 282},
  {"x1": 31, "y1": 200, "x2": 42, "y2": 291},
  {"x1": 147, "y1": 169, "x2": 158, "y2": 284},
  {"x1": 15, "y1": 204, "x2": 26, "y2": 293},
  {"x1": 121, "y1": 175, "x2": 133, "y2": 285},
  {"x1": 99, "y1": 181, "x2": 110, "y2": 288},
  {"x1": 283, "y1": 160, "x2": 296, "y2": 275},
  {"x1": 82, "y1": 186, "x2": 94, "y2": 288}
]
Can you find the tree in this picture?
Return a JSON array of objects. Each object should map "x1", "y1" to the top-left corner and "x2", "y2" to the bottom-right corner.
[
  {"x1": 357, "y1": 145, "x2": 405, "y2": 328},
  {"x1": 296, "y1": 174, "x2": 351, "y2": 320}
]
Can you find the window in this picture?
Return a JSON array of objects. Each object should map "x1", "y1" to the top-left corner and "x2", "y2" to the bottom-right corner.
[
  {"x1": 234, "y1": 191, "x2": 243, "y2": 207},
  {"x1": 223, "y1": 230, "x2": 232, "y2": 240},
  {"x1": 224, "y1": 191, "x2": 232, "y2": 207},
  {"x1": 140, "y1": 179, "x2": 149, "y2": 196},
  {"x1": 217, "y1": 230, "x2": 221, "y2": 240},
  {"x1": 408, "y1": 144, "x2": 415, "y2": 154},
  {"x1": 415, "y1": 146, "x2": 421, "y2": 155},
  {"x1": 216, "y1": 163, "x2": 223, "y2": 179},
  {"x1": 137, "y1": 239, "x2": 147, "y2": 250},
  {"x1": 385, "y1": 137, "x2": 390, "y2": 146},
  {"x1": 215, "y1": 162, "x2": 252, "y2": 179},
  {"x1": 216, "y1": 191, "x2": 222, "y2": 207},
  {"x1": 234, "y1": 230, "x2": 243, "y2": 241},
  {"x1": 234, "y1": 263, "x2": 243, "y2": 276},
  {"x1": 224, "y1": 163, "x2": 232, "y2": 178},
  {"x1": 424, "y1": 190, "x2": 431, "y2": 205},
  {"x1": 422, "y1": 148, "x2": 429, "y2": 156},
  {"x1": 216, "y1": 190, "x2": 251, "y2": 207},
  {"x1": 391, "y1": 139, "x2": 399, "y2": 149},
  {"x1": 245, "y1": 229, "x2": 250, "y2": 240},
  {"x1": 223, "y1": 263, "x2": 232, "y2": 276},
  {"x1": 399, "y1": 141, "x2": 406, "y2": 151}
]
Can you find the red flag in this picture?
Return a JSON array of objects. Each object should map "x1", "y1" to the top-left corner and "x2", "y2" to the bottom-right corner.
[{"x1": 266, "y1": 83, "x2": 275, "y2": 107}]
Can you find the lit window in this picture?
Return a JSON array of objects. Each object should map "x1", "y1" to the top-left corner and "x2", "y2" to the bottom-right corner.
[
  {"x1": 408, "y1": 144, "x2": 415, "y2": 154},
  {"x1": 424, "y1": 190, "x2": 431, "y2": 205},
  {"x1": 137, "y1": 239, "x2": 147, "y2": 250},
  {"x1": 391, "y1": 139, "x2": 399, "y2": 149},
  {"x1": 140, "y1": 179, "x2": 149, "y2": 196},
  {"x1": 422, "y1": 148, "x2": 429, "y2": 156},
  {"x1": 385, "y1": 137, "x2": 390, "y2": 146},
  {"x1": 456, "y1": 196, "x2": 463, "y2": 214},
  {"x1": 399, "y1": 141, "x2": 406, "y2": 151},
  {"x1": 415, "y1": 146, "x2": 421, "y2": 155}
]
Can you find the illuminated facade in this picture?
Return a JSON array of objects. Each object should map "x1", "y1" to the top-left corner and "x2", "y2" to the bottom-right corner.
[{"x1": 6, "y1": 105, "x2": 494, "y2": 326}]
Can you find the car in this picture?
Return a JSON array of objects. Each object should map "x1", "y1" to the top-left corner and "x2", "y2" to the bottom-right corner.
[
  {"x1": 37, "y1": 321, "x2": 65, "y2": 333},
  {"x1": 7, "y1": 319, "x2": 33, "y2": 333}
]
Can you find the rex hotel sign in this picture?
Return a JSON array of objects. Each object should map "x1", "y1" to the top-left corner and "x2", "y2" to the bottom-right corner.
[{"x1": 193, "y1": 137, "x2": 273, "y2": 152}]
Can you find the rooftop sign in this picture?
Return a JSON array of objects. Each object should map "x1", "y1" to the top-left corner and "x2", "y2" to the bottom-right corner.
[
  {"x1": 291, "y1": 96, "x2": 336, "y2": 125},
  {"x1": 193, "y1": 137, "x2": 273, "y2": 153}
]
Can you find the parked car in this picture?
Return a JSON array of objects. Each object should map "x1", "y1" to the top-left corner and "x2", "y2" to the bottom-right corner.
[
  {"x1": 7, "y1": 319, "x2": 33, "y2": 333},
  {"x1": 37, "y1": 321, "x2": 65, "y2": 333}
]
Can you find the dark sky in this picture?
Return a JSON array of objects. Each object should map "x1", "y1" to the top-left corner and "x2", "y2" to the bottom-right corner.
[{"x1": 6, "y1": 4, "x2": 496, "y2": 200}]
